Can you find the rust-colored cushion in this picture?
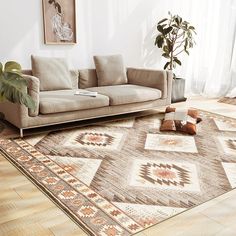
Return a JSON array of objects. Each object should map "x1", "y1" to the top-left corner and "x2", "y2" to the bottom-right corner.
[{"x1": 160, "y1": 107, "x2": 202, "y2": 135}]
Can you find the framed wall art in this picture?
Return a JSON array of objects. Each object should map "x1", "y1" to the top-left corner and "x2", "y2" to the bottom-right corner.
[{"x1": 42, "y1": 0, "x2": 77, "y2": 44}]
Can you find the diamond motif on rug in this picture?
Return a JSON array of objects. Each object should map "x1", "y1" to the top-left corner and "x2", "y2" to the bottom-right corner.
[
  {"x1": 42, "y1": 177, "x2": 60, "y2": 185},
  {"x1": 48, "y1": 156, "x2": 102, "y2": 185},
  {"x1": 28, "y1": 165, "x2": 45, "y2": 173},
  {"x1": 63, "y1": 129, "x2": 125, "y2": 150},
  {"x1": 129, "y1": 160, "x2": 200, "y2": 192},
  {"x1": 145, "y1": 134, "x2": 198, "y2": 153},
  {"x1": 58, "y1": 190, "x2": 77, "y2": 199},
  {"x1": 221, "y1": 162, "x2": 236, "y2": 188},
  {"x1": 77, "y1": 205, "x2": 98, "y2": 218},
  {"x1": 17, "y1": 155, "x2": 32, "y2": 162},
  {"x1": 214, "y1": 119, "x2": 236, "y2": 131},
  {"x1": 113, "y1": 202, "x2": 185, "y2": 228},
  {"x1": 218, "y1": 136, "x2": 236, "y2": 155},
  {"x1": 99, "y1": 225, "x2": 124, "y2": 236}
]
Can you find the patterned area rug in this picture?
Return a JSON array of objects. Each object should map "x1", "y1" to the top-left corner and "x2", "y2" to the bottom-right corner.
[
  {"x1": 0, "y1": 110, "x2": 236, "y2": 236},
  {"x1": 218, "y1": 97, "x2": 236, "y2": 105}
]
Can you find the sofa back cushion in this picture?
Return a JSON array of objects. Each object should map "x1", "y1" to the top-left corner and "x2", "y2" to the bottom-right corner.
[
  {"x1": 93, "y1": 55, "x2": 128, "y2": 86},
  {"x1": 79, "y1": 69, "x2": 98, "y2": 89},
  {"x1": 31, "y1": 56, "x2": 72, "y2": 91},
  {"x1": 23, "y1": 69, "x2": 78, "y2": 90}
]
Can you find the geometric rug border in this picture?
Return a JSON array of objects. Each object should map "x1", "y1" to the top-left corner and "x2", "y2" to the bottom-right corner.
[{"x1": 0, "y1": 146, "x2": 94, "y2": 236}]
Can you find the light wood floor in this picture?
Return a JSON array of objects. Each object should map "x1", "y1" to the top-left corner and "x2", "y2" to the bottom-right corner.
[{"x1": 0, "y1": 97, "x2": 236, "y2": 236}]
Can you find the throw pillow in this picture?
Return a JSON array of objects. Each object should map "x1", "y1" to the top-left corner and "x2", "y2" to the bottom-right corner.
[
  {"x1": 31, "y1": 55, "x2": 72, "y2": 91},
  {"x1": 93, "y1": 54, "x2": 128, "y2": 86},
  {"x1": 160, "y1": 106, "x2": 202, "y2": 135}
]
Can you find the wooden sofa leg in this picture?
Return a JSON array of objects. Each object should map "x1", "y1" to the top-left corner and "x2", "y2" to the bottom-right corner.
[{"x1": 20, "y1": 129, "x2": 24, "y2": 138}]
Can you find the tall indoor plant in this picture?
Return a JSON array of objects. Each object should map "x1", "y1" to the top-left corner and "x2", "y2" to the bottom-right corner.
[{"x1": 155, "y1": 12, "x2": 196, "y2": 102}]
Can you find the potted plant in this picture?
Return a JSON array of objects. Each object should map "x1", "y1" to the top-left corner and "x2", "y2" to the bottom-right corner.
[
  {"x1": 154, "y1": 12, "x2": 196, "y2": 103},
  {"x1": 0, "y1": 61, "x2": 35, "y2": 132}
]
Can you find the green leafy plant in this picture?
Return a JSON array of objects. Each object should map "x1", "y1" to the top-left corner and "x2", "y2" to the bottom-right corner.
[
  {"x1": 0, "y1": 61, "x2": 35, "y2": 109},
  {"x1": 155, "y1": 12, "x2": 196, "y2": 71}
]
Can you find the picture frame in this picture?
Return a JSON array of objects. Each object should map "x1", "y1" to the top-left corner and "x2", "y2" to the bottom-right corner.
[{"x1": 42, "y1": 0, "x2": 77, "y2": 45}]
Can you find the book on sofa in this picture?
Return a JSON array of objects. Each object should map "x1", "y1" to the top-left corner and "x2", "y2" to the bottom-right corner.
[{"x1": 74, "y1": 90, "x2": 98, "y2": 97}]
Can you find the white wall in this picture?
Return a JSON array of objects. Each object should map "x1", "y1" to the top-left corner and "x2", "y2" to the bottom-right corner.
[
  {"x1": 0, "y1": 0, "x2": 92, "y2": 69},
  {"x1": 0, "y1": 0, "x2": 197, "y2": 71}
]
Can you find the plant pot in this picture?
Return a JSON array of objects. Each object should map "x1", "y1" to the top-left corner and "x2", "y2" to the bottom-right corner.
[{"x1": 171, "y1": 77, "x2": 187, "y2": 103}]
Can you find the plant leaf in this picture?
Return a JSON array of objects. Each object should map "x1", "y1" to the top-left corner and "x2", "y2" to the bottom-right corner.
[
  {"x1": 157, "y1": 25, "x2": 164, "y2": 33},
  {"x1": 164, "y1": 62, "x2": 170, "y2": 70},
  {"x1": 166, "y1": 39, "x2": 173, "y2": 51},
  {"x1": 174, "y1": 58, "x2": 182, "y2": 65},
  {"x1": 0, "y1": 62, "x2": 2, "y2": 74},
  {"x1": 158, "y1": 18, "x2": 168, "y2": 24},
  {"x1": 4, "y1": 61, "x2": 22, "y2": 74},
  {"x1": 189, "y1": 26, "x2": 195, "y2": 30},
  {"x1": 162, "y1": 53, "x2": 170, "y2": 59},
  {"x1": 184, "y1": 39, "x2": 188, "y2": 49},
  {"x1": 164, "y1": 26, "x2": 173, "y2": 35},
  {"x1": 0, "y1": 75, "x2": 35, "y2": 109},
  {"x1": 155, "y1": 36, "x2": 164, "y2": 48},
  {"x1": 154, "y1": 35, "x2": 161, "y2": 46},
  {"x1": 163, "y1": 45, "x2": 169, "y2": 53},
  {"x1": 175, "y1": 17, "x2": 180, "y2": 25}
]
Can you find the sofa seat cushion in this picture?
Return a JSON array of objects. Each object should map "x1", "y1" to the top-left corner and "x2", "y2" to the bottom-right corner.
[
  {"x1": 87, "y1": 84, "x2": 162, "y2": 106},
  {"x1": 39, "y1": 90, "x2": 110, "y2": 114}
]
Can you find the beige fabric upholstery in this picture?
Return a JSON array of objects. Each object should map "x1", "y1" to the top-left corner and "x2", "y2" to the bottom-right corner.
[
  {"x1": 39, "y1": 90, "x2": 109, "y2": 114},
  {"x1": 87, "y1": 84, "x2": 162, "y2": 105},
  {"x1": 0, "y1": 68, "x2": 171, "y2": 131},
  {"x1": 127, "y1": 68, "x2": 171, "y2": 99},
  {"x1": 70, "y1": 70, "x2": 79, "y2": 89},
  {"x1": 23, "y1": 69, "x2": 79, "y2": 89},
  {"x1": 94, "y1": 55, "x2": 128, "y2": 86},
  {"x1": 79, "y1": 69, "x2": 98, "y2": 89},
  {"x1": 31, "y1": 56, "x2": 72, "y2": 91},
  {"x1": 0, "y1": 101, "x2": 28, "y2": 128},
  {"x1": 0, "y1": 98, "x2": 167, "y2": 129},
  {"x1": 23, "y1": 75, "x2": 40, "y2": 117},
  {"x1": 22, "y1": 70, "x2": 33, "y2": 75}
]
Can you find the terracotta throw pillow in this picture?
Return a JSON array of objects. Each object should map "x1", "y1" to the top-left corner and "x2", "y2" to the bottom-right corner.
[{"x1": 160, "y1": 107, "x2": 202, "y2": 135}]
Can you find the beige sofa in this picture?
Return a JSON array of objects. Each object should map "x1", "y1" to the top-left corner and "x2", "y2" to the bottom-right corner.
[{"x1": 0, "y1": 68, "x2": 173, "y2": 137}]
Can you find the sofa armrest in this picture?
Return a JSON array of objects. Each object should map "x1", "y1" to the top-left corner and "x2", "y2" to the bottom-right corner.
[
  {"x1": 0, "y1": 75, "x2": 40, "y2": 129},
  {"x1": 23, "y1": 74, "x2": 40, "y2": 117},
  {"x1": 127, "y1": 68, "x2": 173, "y2": 101}
]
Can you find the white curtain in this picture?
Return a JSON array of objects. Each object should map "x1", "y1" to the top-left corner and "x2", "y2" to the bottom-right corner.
[{"x1": 179, "y1": 0, "x2": 236, "y2": 97}]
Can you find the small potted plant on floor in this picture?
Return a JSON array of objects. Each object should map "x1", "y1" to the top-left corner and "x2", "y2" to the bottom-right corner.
[{"x1": 155, "y1": 12, "x2": 196, "y2": 103}]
